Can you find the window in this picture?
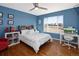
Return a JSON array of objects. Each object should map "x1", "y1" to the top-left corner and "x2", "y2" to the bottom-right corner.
[{"x1": 44, "y1": 15, "x2": 64, "y2": 33}]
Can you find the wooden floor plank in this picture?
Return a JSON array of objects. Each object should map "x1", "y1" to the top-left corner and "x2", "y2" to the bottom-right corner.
[{"x1": 0, "y1": 40, "x2": 79, "y2": 56}]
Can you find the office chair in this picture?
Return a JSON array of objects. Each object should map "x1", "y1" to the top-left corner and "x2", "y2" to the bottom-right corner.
[{"x1": 62, "y1": 33, "x2": 76, "y2": 49}]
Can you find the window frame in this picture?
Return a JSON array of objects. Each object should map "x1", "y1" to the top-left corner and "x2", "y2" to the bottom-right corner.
[{"x1": 43, "y1": 15, "x2": 64, "y2": 33}]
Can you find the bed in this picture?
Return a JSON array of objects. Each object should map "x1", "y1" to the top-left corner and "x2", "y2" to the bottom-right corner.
[{"x1": 19, "y1": 29, "x2": 52, "y2": 53}]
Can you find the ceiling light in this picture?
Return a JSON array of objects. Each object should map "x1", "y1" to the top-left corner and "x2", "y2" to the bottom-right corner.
[{"x1": 34, "y1": 7, "x2": 38, "y2": 10}]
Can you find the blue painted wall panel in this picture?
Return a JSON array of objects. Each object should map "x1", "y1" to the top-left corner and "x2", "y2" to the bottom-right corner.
[
  {"x1": 36, "y1": 8, "x2": 79, "y2": 39},
  {"x1": 0, "y1": 6, "x2": 37, "y2": 37},
  {"x1": 0, "y1": 5, "x2": 79, "y2": 40}
]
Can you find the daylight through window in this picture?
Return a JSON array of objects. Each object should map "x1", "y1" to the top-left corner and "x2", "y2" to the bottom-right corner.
[{"x1": 44, "y1": 15, "x2": 64, "y2": 33}]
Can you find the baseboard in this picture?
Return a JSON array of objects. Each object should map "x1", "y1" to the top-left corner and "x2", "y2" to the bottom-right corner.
[{"x1": 52, "y1": 38, "x2": 60, "y2": 41}]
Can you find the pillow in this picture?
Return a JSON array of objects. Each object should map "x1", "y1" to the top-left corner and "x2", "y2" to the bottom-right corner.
[
  {"x1": 30, "y1": 29, "x2": 34, "y2": 32},
  {"x1": 24, "y1": 29, "x2": 34, "y2": 34},
  {"x1": 21, "y1": 29, "x2": 35, "y2": 35},
  {"x1": 21, "y1": 30, "x2": 29, "y2": 35},
  {"x1": 29, "y1": 29, "x2": 34, "y2": 33}
]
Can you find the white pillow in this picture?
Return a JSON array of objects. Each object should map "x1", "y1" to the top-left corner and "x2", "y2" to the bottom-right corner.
[
  {"x1": 30, "y1": 29, "x2": 34, "y2": 32},
  {"x1": 21, "y1": 30, "x2": 29, "y2": 35},
  {"x1": 21, "y1": 29, "x2": 34, "y2": 35},
  {"x1": 25, "y1": 29, "x2": 34, "y2": 34}
]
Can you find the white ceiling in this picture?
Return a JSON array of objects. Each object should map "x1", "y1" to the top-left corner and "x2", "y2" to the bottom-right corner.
[{"x1": 0, "y1": 3, "x2": 79, "y2": 16}]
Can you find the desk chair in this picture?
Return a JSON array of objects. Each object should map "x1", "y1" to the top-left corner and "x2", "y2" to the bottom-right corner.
[{"x1": 62, "y1": 33, "x2": 76, "y2": 49}]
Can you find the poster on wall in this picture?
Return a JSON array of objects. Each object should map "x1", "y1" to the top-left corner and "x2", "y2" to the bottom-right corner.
[
  {"x1": 8, "y1": 20, "x2": 14, "y2": 25},
  {"x1": 8, "y1": 14, "x2": 14, "y2": 19},
  {"x1": 0, "y1": 19, "x2": 2, "y2": 25},
  {"x1": 0, "y1": 12, "x2": 3, "y2": 18},
  {"x1": 39, "y1": 20, "x2": 41, "y2": 24},
  {"x1": 8, "y1": 14, "x2": 14, "y2": 25},
  {"x1": 0, "y1": 12, "x2": 3, "y2": 25}
]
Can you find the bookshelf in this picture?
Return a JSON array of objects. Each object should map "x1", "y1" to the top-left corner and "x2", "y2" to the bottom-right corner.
[{"x1": 5, "y1": 32, "x2": 20, "y2": 47}]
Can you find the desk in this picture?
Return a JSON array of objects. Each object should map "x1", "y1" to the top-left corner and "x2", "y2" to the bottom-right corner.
[{"x1": 60, "y1": 33, "x2": 79, "y2": 48}]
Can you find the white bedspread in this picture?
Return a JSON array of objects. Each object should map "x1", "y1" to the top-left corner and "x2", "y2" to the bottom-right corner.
[{"x1": 19, "y1": 31, "x2": 52, "y2": 53}]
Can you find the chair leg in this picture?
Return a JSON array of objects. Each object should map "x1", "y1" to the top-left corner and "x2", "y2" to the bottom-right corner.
[
  {"x1": 62, "y1": 41, "x2": 76, "y2": 49},
  {"x1": 69, "y1": 44, "x2": 76, "y2": 49},
  {"x1": 68, "y1": 46, "x2": 71, "y2": 49},
  {"x1": 62, "y1": 43, "x2": 67, "y2": 46},
  {"x1": 62, "y1": 43, "x2": 71, "y2": 49},
  {"x1": 68, "y1": 41, "x2": 71, "y2": 49},
  {"x1": 68, "y1": 42, "x2": 76, "y2": 49}
]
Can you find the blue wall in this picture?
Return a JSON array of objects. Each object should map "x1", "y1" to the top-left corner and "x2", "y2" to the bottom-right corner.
[
  {"x1": 0, "y1": 6, "x2": 37, "y2": 37},
  {"x1": 36, "y1": 7, "x2": 79, "y2": 39},
  {"x1": 0, "y1": 5, "x2": 79, "y2": 39},
  {"x1": 75, "y1": 7, "x2": 79, "y2": 31}
]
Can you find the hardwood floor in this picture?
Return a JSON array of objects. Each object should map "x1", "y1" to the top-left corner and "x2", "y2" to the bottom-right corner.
[{"x1": 0, "y1": 40, "x2": 79, "y2": 56}]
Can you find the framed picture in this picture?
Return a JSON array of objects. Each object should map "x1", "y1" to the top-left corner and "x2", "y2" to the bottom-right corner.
[
  {"x1": 8, "y1": 20, "x2": 14, "y2": 25},
  {"x1": 8, "y1": 14, "x2": 14, "y2": 25},
  {"x1": 0, "y1": 20, "x2": 2, "y2": 25},
  {"x1": 0, "y1": 12, "x2": 3, "y2": 18},
  {"x1": 0, "y1": 12, "x2": 3, "y2": 25},
  {"x1": 8, "y1": 14, "x2": 14, "y2": 19},
  {"x1": 39, "y1": 20, "x2": 41, "y2": 24}
]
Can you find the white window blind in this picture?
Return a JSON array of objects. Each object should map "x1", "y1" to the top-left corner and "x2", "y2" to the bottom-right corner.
[{"x1": 44, "y1": 15, "x2": 64, "y2": 33}]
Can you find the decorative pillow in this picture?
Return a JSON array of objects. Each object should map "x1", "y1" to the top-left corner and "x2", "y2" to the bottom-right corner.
[
  {"x1": 9, "y1": 26, "x2": 16, "y2": 32},
  {"x1": 5, "y1": 27, "x2": 9, "y2": 32}
]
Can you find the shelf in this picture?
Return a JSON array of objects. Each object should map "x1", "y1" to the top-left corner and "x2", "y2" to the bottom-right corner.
[
  {"x1": 5, "y1": 32, "x2": 20, "y2": 47},
  {"x1": 8, "y1": 42, "x2": 20, "y2": 47},
  {"x1": 14, "y1": 38, "x2": 19, "y2": 43}
]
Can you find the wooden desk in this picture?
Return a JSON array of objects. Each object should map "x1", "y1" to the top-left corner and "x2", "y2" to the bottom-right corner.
[{"x1": 60, "y1": 33, "x2": 79, "y2": 48}]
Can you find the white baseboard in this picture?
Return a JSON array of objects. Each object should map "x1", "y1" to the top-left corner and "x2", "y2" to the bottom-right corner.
[{"x1": 52, "y1": 38, "x2": 60, "y2": 41}]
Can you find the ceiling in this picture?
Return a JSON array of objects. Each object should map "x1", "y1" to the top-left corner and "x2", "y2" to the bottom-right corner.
[{"x1": 0, "y1": 3, "x2": 79, "y2": 16}]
